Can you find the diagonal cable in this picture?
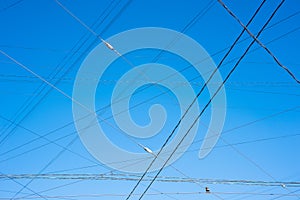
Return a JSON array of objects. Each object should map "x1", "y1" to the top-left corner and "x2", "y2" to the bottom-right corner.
[
  {"x1": 218, "y1": 0, "x2": 300, "y2": 84},
  {"x1": 135, "y1": 1, "x2": 285, "y2": 199},
  {"x1": 124, "y1": 0, "x2": 267, "y2": 199}
]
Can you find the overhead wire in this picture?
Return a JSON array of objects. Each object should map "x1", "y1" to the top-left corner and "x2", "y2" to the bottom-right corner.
[
  {"x1": 0, "y1": 51, "x2": 147, "y2": 200},
  {"x1": 189, "y1": 104, "x2": 300, "y2": 152},
  {"x1": 0, "y1": 0, "x2": 137, "y2": 162},
  {"x1": 3, "y1": 1, "x2": 182, "y2": 199},
  {"x1": 3, "y1": 173, "x2": 300, "y2": 188},
  {"x1": 1, "y1": 0, "x2": 290, "y2": 189},
  {"x1": 1, "y1": 1, "x2": 218, "y2": 197},
  {"x1": 0, "y1": 172, "x2": 47, "y2": 200},
  {"x1": 22, "y1": 2, "x2": 228, "y2": 200},
  {"x1": 11, "y1": 150, "x2": 178, "y2": 200},
  {"x1": 1, "y1": 0, "x2": 298, "y2": 199},
  {"x1": 0, "y1": 0, "x2": 25, "y2": 12},
  {"x1": 125, "y1": 0, "x2": 267, "y2": 199},
  {"x1": 2, "y1": 190, "x2": 300, "y2": 199},
  {"x1": 0, "y1": 0, "x2": 135, "y2": 154},
  {"x1": 1, "y1": 22, "x2": 298, "y2": 172},
  {"x1": 2, "y1": 4, "x2": 298, "y2": 165},
  {"x1": 186, "y1": 131, "x2": 300, "y2": 154},
  {"x1": 0, "y1": 0, "x2": 120, "y2": 145},
  {"x1": 134, "y1": 1, "x2": 285, "y2": 199},
  {"x1": 54, "y1": 0, "x2": 197, "y2": 118},
  {"x1": 218, "y1": 0, "x2": 300, "y2": 84},
  {"x1": 2, "y1": 1, "x2": 146, "y2": 199},
  {"x1": 269, "y1": 188, "x2": 300, "y2": 200},
  {"x1": 1, "y1": 2, "x2": 298, "y2": 199},
  {"x1": 0, "y1": 1, "x2": 131, "y2": 157},
  {"x1": 0, "y1": 114, "x2": 102, "y2": 166},
  {"x1": 217, "y1": 1, "x2": 300, "y2": 199}
]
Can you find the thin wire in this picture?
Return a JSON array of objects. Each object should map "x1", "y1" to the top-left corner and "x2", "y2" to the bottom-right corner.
[
  {"x1": 0, "y1": 0, "x2": 25, "y2": 12},
  {"x1": 50, "y1": 3, "x2": 226, "y2": 200},
  {"x1": 0, "y1": 54, "x2": 177, "y2": 200},
  {"x1": 3, "y1": 173, "x2": 300, "y2": 187},
  {"x1": 0, "y1": 50, "x2": 145, "y2": 199},
  {"x1": 0, "y1": 114, "x2": 101, "y2": 166},
  {"x1": 17, "y1": 180, "x2": 84, "y2": 200},
  {"x1": 1, "y1": 2, "x2": 199, "y2": 196},
  {"x1": 218, "y1": 2, "x2": 300, "y2": 199},
  {"x1": 55, "y1": 0, "x2": 127, "y2": 60},
  {"x1": 54, "y1": 0, "x2": 188, "y2": 114},
  {"x1": 2, "y1": 29, "x2": 300, "y2": 161},
  {"x1": 0, "y1": 0, "x2": 135, "y2": 168},
  {"x1": 0, "y1": 0, "x2": 119, "y2": 145},
  {"x1": 0, "y1": 172, "x2": 47, "y2": 200},
  {"x1": 1, "y1": 2, "x2": 298, "y2": 198},
  {"x1": 0, "y1": 50, "x2": 143, "y2": 147},
  {"x1": 2, "y1": 25, "x2": 298, "y2": 164},
  {"x1": 131, "y1": 103, "x2": 300, "y2": 159},
  {"x1": 2, "y1": 191, "x2": 300, "y2": 199},
  {"x1": 218, "y1": 0, "x2": 300, "y2": 84},
  {"x1": 0, "y1": 0, "x2": 132, "y2": 151},
  {"x1": 136, "y1": 1, "x2": 284, "y2": 199},
  {"x1": 125, "y1": 1, "x2": 267, "y2": 199},
  {"x1": 12, "y1": 149, "x2": 177, "y2": 200},
  {"x1": 191, "y1": 105, "x2": 300, "y2": 150},
  {"x1": 188, "y1": 132, "x2": 300, "y2": 153},
  {"x1": 269, "y1": 188, "x2": 300, "y2": 200},
  {"x1": 9, "y1": 136, "x2": 79, "y2": 199},
  {"x1": 3, "y1": 7, "x2": 298, "y2": 164}
]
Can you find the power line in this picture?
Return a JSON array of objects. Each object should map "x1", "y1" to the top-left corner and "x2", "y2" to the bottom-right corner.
[
  {"x1": 2, "y1": 190, "x2": 300, "y2": 199},
  {"x1": 269, "y1": 188, "x2": 300, "y2": 200},
  {"x1": 0, "y1": 51, "x2": 145, "y2": 198},
  {"x1": 0, "y1": 114, "x2": 101, "y2": 166},
  {"x1": 3, "y1": 1, "x2": 180, "y2": 199},
  {"x1": 0, "y1": 0, "x2": 120, "y2": 146},
  {"x1": 2, "y1": 173, "x2": 300, "y2": 187},
  {"x1": 217, "y1": 2, "x2": 300, "y2": 200},
  {"x1": 2, "y1": 6, "x2": 297, "y2": 167},
  {"x1": 49, "y1": 3, "x2": 227, "y2": 200},
  {"x1": 1, "y1": 0, "x2": 298, "y2": 199},
  {"x1": 0, "y1": 0, "x2": 25, "y2": 12},
  {"x1": 186, "y1": 131, "x2": 300, "y2": 154},
  {"x1": 2, "y1": 26, "x2": 298, "y2": 166},
  {"x1": 1, "y1": 2, "x2": 144, "y2": 199},
  {"x1": 135, "y1": 1, "x2": 284, "y2": 199},
  {"x1": 2, "y1": 23, "x2": 299, "y2": 160},
  {"x1": 125, "y1": 0, "x2": 267, "y2": 199},
  {"x1": 1, "y1": 2, "x2": 217, "y2": 198},
  {"x1": 0, "y1": 0, "x2": 135, "y2": 153},
  {"x1": 218, "y1": 0, "x2": 300, "y2": 84},
  {"x1": 0, "y1": 0, "x2": 135, "y2": 159},
  {"x1": 0, "y1": 172, "x2": 47, "y2": 200}
]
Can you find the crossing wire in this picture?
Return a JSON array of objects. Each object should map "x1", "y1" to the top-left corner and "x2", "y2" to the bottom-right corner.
[
  {"x1": 124, "y1": 0, "x2": 267, "y2": 199},
  {"x1": 218, "y1": 0, "x2": 300, "y2": 84},
  {"x1": 1, "y1": 1, "x2": 142, "y2": 199},
  {"x1": 0, "y1": 0, "x2": 120, "y2": 146},
  {"x1": 1, "y1": 1, "x2": 298, "y2": 200},
  {"x1": 2, "y1": 173, "x2": 300, "y2": 187},
  {"x1": 1, "y1": 190, "x2": 300, "y2": 199},
  {"x1": 1, "y1": 22, "x2": 298, "y2": 173},
  {"x1": 0, "y1": 172, "x2": 47, "y2": 200},
  {"x1": 134, "y1": 1, "x2": 285, "y2": 199},
  {"x1": 2, "y1": 5, "x2": 298, "y2": 165}
]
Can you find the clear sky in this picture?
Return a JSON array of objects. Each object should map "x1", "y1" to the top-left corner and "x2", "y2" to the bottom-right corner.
[{"x1": 0, "y1": 0, "x2": 300, "y2": 200}]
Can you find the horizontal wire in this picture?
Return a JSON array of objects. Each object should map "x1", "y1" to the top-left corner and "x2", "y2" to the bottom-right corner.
[
  {"x1": 1, "y1": 174, "x2": 300, "y2": 187},
  {"x1": 1, "y1": 190, "x2": 300, "y2": 200}
]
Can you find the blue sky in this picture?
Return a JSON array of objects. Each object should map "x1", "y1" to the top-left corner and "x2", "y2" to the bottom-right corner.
[{"x1": 0, "y1": 0, "x2": 300, "y2": 199}]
